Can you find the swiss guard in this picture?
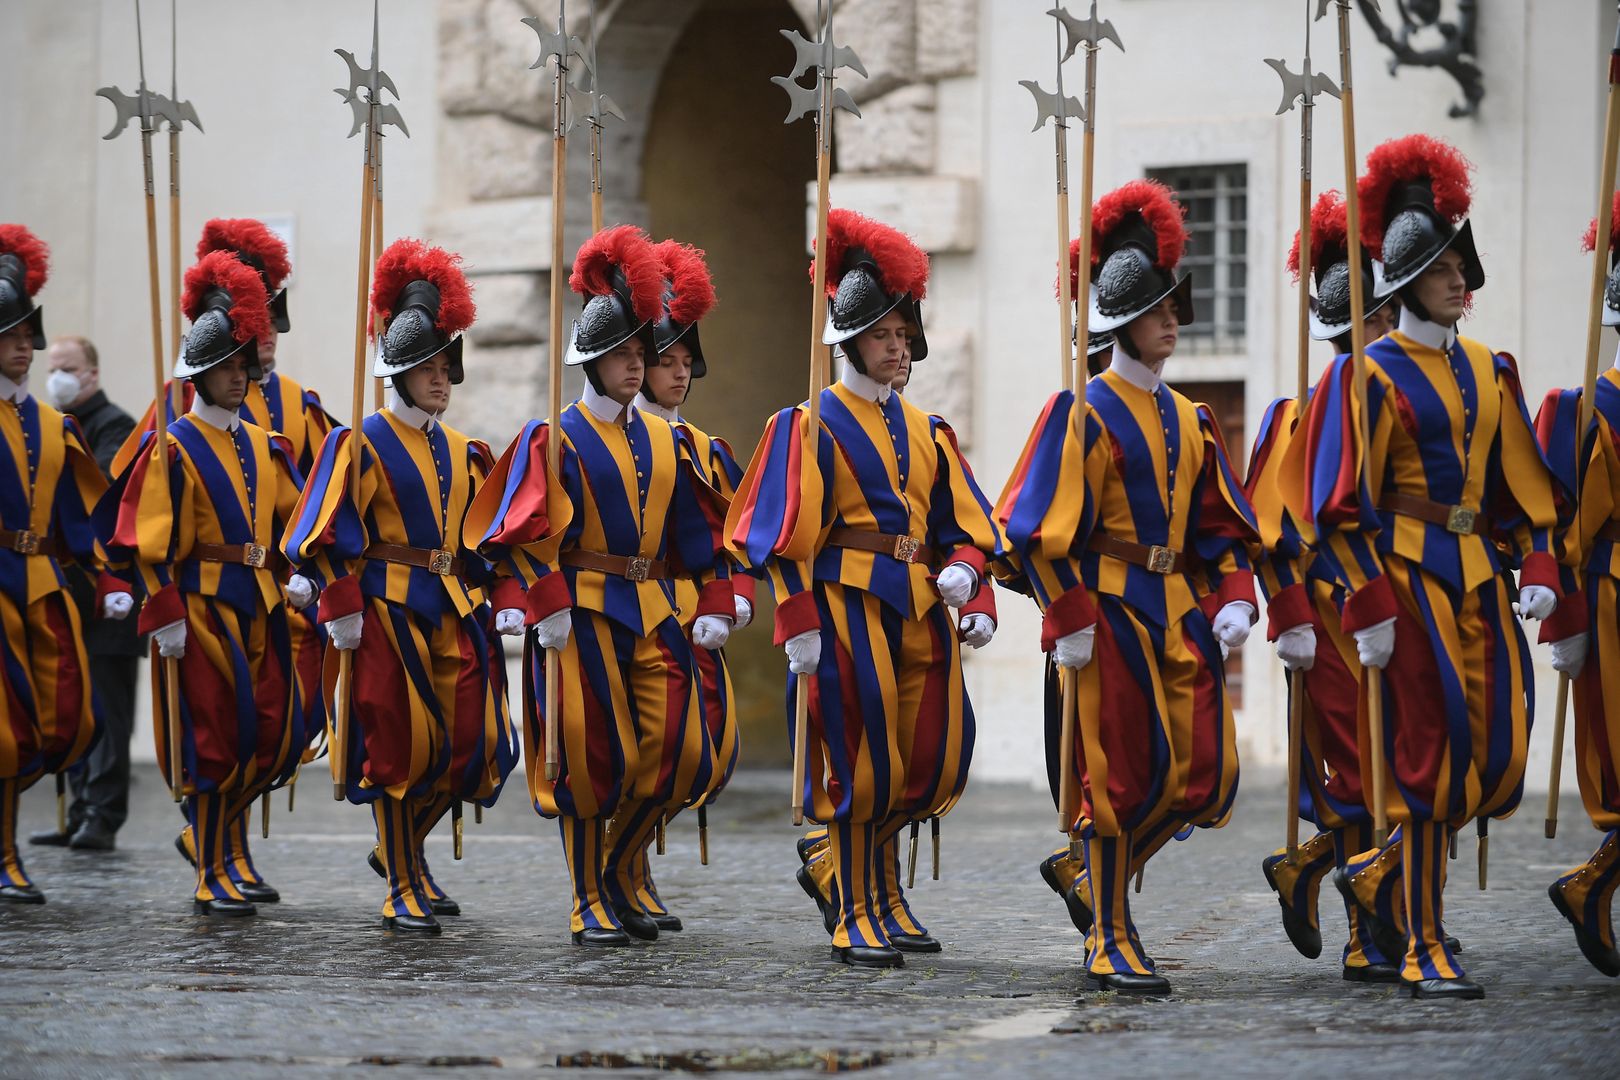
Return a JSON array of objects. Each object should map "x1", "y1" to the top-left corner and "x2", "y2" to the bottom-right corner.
[
  {"x1": 996, "y1": 179, "x2": 1259, "y2": 993},
  {"x1": 726, "y1": 209, "x2": 1002, "y2": 969},
  {"x1": 468, "y1": 225, "x2": 733, "y2": 947},
  {"x1": 627, "y1": 238, "x2": 747, "y2": 930},
  {"x1": 1248, "y1": 190, "x2": 1402, "y2": 983},
  {"x1": 0, "y1": 225, "x2": 107, "y2": 904},
  {"x1": 283, "y1": 239, "x2": 520, "y2": 934},
  {"x1": 1281, "y1": 134, "x2": 1563, "y2": 998},
  {"x1": 98, "y1": 250, "x2": 306, "y2": 918},
  {"x1": 1533, "y1": 198, "x2": 1620, "y2": 980}
]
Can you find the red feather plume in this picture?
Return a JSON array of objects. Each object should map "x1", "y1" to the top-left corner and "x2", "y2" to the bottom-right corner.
[
  {"x1": 0, "y1": 224, "x2": 50, "y2": 295},
  {"x1": 655, "y1": 239, "x2": 717, "y2": 325},
  {"x1": 1357, "y1": 134, "x2": 1473, "y2": 253},
  {"x1": 569, "y1": 225, "x2": 664, "y2": 324},
  {"x1": 196, "y1": 218, "x2": 291, "y2": 287},
  {"x1": 182, "y1": 250, "x2": 271, "y2": 344},
  {"x1": 1287, "y1": 190, "x2": 1349, "y2": 282},
  {"x1": 1580, "y1": 192, "x2": 1620, "y2": 254},
  {"x1": 1090, "y1": 180, "x2": 1187, "y2": 270},
  {"x1": 813, "y1": 209, "x2": 929, "y2": 301},
  {"x1": 369, "y1": 238, "x2": 476, "y2": 337}
]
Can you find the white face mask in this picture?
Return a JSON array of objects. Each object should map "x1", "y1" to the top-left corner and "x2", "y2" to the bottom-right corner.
[{"x1": 44, "y1": 370, "x2": 83, "y2": 410}]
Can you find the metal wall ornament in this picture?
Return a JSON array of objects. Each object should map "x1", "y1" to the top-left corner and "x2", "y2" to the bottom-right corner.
[{"x1": 1326, "y1": 0, "x2": 1484, "y2": 119}]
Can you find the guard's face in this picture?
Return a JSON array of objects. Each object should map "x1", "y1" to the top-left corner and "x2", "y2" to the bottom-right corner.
[
  {"x1": 892, "y1": 334, "x2": 913, "y2": 391},
  {"x1": 402, "y1": 355, "x2": 452, "y2": 413},
  {"x1": 1364, "y1": 302, "x2": 1397, "y2": 342},
  {"x1": 1411, "y1": 248, "x2": 1468, "y2": 326},
  {"x1": 596, "y1": 339, "x2": 645, "y2": 406},
  {"x1": 256, "y1": 327, "x2": 278, "y2": 374},
  {"x1": 0, "y1": 323, "x2": 35, "y2": 382},
  {"x1": 647, "y1": 341, "x2": 693, "y2": 409},
  {"x1": 201, "y1": 353, "x2": 250, "y2": 411},
  {"x1": 1124, "y1": 296, "x2": 1180, "y2": 366},
  {"x1": 853, "y1": 310, "x2": 908, "y2": 385}
]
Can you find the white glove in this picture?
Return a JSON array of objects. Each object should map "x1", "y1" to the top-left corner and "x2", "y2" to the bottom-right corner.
[
  {"x1": 1053, "y1": 625, "x2": 1095, "y2": 670},
  {"x1": 101, "y1": 592, "x2": 134, "y2": 621},
  {"x1": 786, "y1": 628, "x2": 821, "y2": 675},
  {"x1": 733, "y1": 594, "x2": 754, "y2": 629},
  {"x1": 535, "y1": 607, "x2": 573, "y2": 652},
  {"x1": 1353, "y1": 616, "x2": 1397, "y2": 670},
  {"x1": 1275, "y1": 623, "x2": 1317, "y2": 672},
  {"x1": 285, "y1": 574, "x2": 316, "y2": 611},
  {"x1": 1212, "y1": 601, "x2": 1256, "y2": 652},
  {"x1": 935, "y1": 562, "x2": 980, "y2": 608},
  {"x1": 327, "y1": 611, "x2": 363, "y2": 651},
  {"x1": 1550, "y1": 633, "x2": 1590, "y2": 678},
  {"x1": 494, "y1": 608, "x2": 525, "y2": 637},
  {"x1": 959, "y1": 612, "x2": 995, "y2": 649},
  {"x1": 692, "y1": 614, "x2": 733, "y2": 651},
  {"x1": 1518, "y1": 585, "x2": 1556, "y2": 622},
  {"x1": 153, "y1": 619, "x2": 187, "y2": 658}
]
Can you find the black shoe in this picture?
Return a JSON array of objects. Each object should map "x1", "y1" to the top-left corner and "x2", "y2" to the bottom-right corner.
[
  {"x1": 1342, "y1": 961, "x2": 1401, "y2": 984},
  {"x1": 175, "y1": 834, "x2": 197, "y2": 868},
  {"x1": 797, "y1": 865, "x2": 837, "y2": 936},
  {"x1": 1405, "y1": 976, "x2": 1484, "y2": 1000},
  {"x1": 236, "y1": 881, "x2": 280, "y2": 904},
  {"x1": 651, "y1": 912, "x2": 682, "y2": 932},
  {"x1": 68, "y1": 821, "x2": 116, "y2": 852},
  {"x1": 430, "y1": 896, "x2": 462, "y2": 917},
  {"x1": 193, "y1": 897, "x2": 256, "y2": 918},
  {"x1": 797, "y1": 833, "x2": 827, "y2": 865},
  {"x1": 1550, "y1": 881, "x2": 1620, "y2": 978},
  {"x1": 1040, "y1": 858, "x2": 1092, "y2": 935},
  {"x1": 383, "y1": 912, "x2": 442, "y2": 934},
  {"x1": 1332, "y1": 868, "x2": 1406, "y2": 962},
  {"x1": 1262, "y1": 854, "x2": 1323, "y2": 959},
  {"x1": 1088, "y1": 970, "x2": 1171, "y2": 994},
  {"x1": 573, "y1": 927, "x2": 632, "y2": 947},
  {"x1": 831, "y1": 944, "x2": 904, "y2": 969},
  {"x1": 1447, "y1": 934, "x2": 1463, "y2": 954},
  {"x1": 28, "y1": 829, "x2": 73, "y2": 847},
  {"x1": 0, "y1": 883, "x2": 45, "y2": 905},
  {"x1": 890, "y1": 931, "x2": 941, "y2": 953},
  {"x1": 367, "y1": 850, "x2": 385, "y2": 879},
  {"x1": 612, "y1": 904, "x2": 660, "y2": 941}
]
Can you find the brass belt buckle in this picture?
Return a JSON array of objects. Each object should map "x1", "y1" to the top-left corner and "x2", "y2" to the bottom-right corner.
[
  {"x1": 1146, "y1": 545, "x2": 1177, "y2": 574},
  {"x1": 893, "y1": 536, "x2": 921, "y2": 564},
  {"x1": 625, "y1": 556, "x2": 651, "y2": 582},
  {"x1": 428, "y1": 549, "x2": 456, "y2": 575},
  {"x1": 1445, "y1": 505, "x2": 1477, "y2": 536},
  {"x1": 12, "y1": 530, "x2": 39, "y2": 555},
  {"x1": 242, "y1": 543, "x2": 268, "y2": 568}
]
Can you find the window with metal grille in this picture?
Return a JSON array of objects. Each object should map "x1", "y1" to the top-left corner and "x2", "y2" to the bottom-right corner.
[{"x1": 1146, "y1": 163, "x2": 1248, "y2": 354}]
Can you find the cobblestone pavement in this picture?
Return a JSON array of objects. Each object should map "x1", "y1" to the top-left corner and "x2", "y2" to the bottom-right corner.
[{"x1": 2, "y1": 765, "x2": 1617, "y2": 1079}]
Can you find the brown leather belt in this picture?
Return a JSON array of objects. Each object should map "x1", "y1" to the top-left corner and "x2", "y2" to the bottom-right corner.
[
  {"x1": 0, "y1": 528, "x2": 62, "y2": 558},
  {"x1": 191, "y1": 541, "x2": 274, "y2": 568},
  {"x1": 561, "y1": 549, "x2": 670, "y2": 582},
  {"x1": 1598, "y1": 520, "x2": 1620, "y2": 543},
  {"x1": 1087, "y1": 533, "x2": 1186, "y2": 575},
  {"x1": 1380, "y1": 492, "x2": 1486, "y2": 536},
  {"x1": 364, "y1": 542, "x2": 464, "y2": 577},
  {"x1": 826, "y1": 526, "x2": 938, "y2": 566}
]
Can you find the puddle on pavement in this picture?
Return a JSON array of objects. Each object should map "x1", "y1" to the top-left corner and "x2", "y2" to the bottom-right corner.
[{"x1": 551, "y1": 1049, "x2": 896, "y2": 1072}]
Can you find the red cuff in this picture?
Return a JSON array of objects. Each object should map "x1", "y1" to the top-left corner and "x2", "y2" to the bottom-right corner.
[
  {"x1": 1041, "y1": 584, "x2": 1098, "y2": 651},
  {"x1": 942, "y1": 545, "x2": 988, "y2": 578},
  {"x1": 524, "y1": 572, "x2": 572, "y2": 624},
  {"x1": 1518, "y1": 551, "x2": 1561, "y2": 594},
  {"x1": 1264, "y1": 583, "x2": 1314, "y2": 642},
  {"x1": 136, "y1": 583, "x2": 184, "y2": 635},
  {"x1": 94, "y1": 573, "x2": 132, "y2": 618},
  {"x1": 316, "y1": 576, "x2": 362, "y2": 622},
  {"x1": 773, "y1": 590, "x2": 820, "y2": 645},
  {"x1": 491, "y1": 576, "x2": 526, "y2": 614},
  {"x1": 732, "y1": 573, "x2": 758, "y2": 610},
  {"x1": 695, "y1": 578, "x2": 733, "y2": 619},
  {"x1": 1341, "y1": 575, "x2": 1397, "y2": 634},
  {"x1": 961, "y1": 578, "x2": 999, "y2": 619},
  {"x1": 1540, "y1": 587, "x2": 1589, "y2": 644}
]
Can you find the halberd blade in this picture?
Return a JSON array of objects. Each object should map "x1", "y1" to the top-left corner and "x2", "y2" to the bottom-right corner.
[
  {"x1": 1019, "y1": 79, "x2": 1084, "y2": 131},
  {"x1": 772, "y1": 74, "x2": 819, "y2": 124}
]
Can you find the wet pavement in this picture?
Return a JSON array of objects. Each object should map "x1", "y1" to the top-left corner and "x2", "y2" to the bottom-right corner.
[{"x1": 2, "y1": 764, "x2": 1618, "y2": 1078}]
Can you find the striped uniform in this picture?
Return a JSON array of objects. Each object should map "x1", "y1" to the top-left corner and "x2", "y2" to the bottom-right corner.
[
  {"x1": 1535, "y1": 374, "x2": 1620, "y2": 967},
  {"x1": 468, "y1": 403, "x2": 731, "y2": 934},
  {"x1": 995, "y1": 373, "x2": 1257, "y2": 977},
  {"x1": 98, "y1": 416, "x2": 305, "y2": 905},
  {"x1": 0, "y1": 394, "x2": 107, "y2": 895},
  {"x1": 1281, "y1": 330, "x2": 1562, "y2": 983},
  {"x1": 283, "y1": 409, "x2": 519, "y2": 920},
  {"x1": 726, "y1": 380, "x2": 1000, "y2": 951}
]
